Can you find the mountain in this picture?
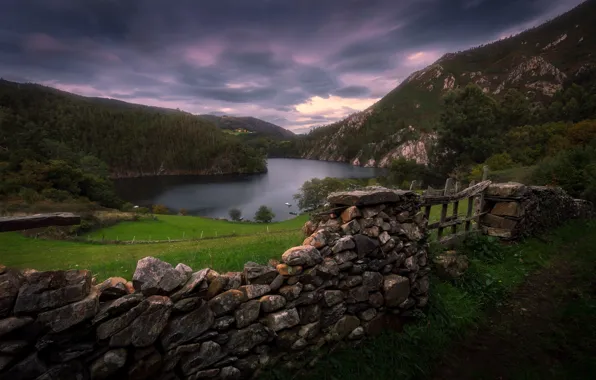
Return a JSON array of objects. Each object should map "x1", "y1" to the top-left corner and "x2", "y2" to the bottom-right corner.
[
  {"x1": 0, "y1": 80, "x2": 266, "y2": 179},
  {"x1": 199, "y1": 114, "x2": 295, "y2": 139},
  {"x1": 301, "y1": 0, "x2": 596, "y2": 168}
]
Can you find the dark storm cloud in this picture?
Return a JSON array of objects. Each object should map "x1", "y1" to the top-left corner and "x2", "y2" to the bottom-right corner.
[
  {"x1": 0, "y1": 0, "x2": 583, "y2": 131},
  {"x1": 333, "y1": 86, "x2": 372, "y2": 98}
]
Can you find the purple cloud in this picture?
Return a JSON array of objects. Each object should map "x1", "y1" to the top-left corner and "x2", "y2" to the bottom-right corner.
[{"x1": 0, "y1": 0, "x2": 584, "y2": 132}]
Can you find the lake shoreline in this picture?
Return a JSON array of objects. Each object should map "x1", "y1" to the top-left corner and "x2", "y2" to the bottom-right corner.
[
  {"x1": 113, "y1": 158, "x2": 384, "y2": 222},
  {"x1": 108, "y1": 166, "x2": 268, "y2": 179}
]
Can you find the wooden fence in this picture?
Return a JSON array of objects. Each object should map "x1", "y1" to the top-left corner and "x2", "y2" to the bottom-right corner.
[{"x1": 418, "y1": 166, "x2": 490, "y2": 246}]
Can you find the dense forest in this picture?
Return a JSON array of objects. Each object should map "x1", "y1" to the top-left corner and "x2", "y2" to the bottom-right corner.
[{"x1": 0, "y1": 80, "x2": 267, "y2": 207}]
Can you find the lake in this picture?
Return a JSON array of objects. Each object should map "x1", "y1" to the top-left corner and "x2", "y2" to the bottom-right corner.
[{"x1": 114, "y1": 158, "x2": 384, "y2": 221}]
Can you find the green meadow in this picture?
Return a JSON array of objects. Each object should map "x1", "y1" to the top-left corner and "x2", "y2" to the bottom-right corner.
[{"x1": 87, "y1": 214, "x2": 309, "y2": 241}]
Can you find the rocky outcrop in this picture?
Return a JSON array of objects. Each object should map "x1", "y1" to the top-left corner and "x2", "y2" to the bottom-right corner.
[
  {"x1": 494, "y1": 56, "x2": 566, "y2": 95},
  {"x1": 0, "y1": 188, "x2": 429, "y2": 379}
]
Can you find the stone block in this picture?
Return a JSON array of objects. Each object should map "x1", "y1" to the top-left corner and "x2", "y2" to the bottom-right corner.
[
  {"x1": 491, "y1": 202, "x2": 521, "y2": 217},
  {"x1": 328, "y1": 188, "x2": 412, "y2": 206},
  {"x1": 133, "y1": 257, "x2": 187, "y2": 296},
  {"x1": 481, "y1": 213, "x2": 518, "y2": 230},
  {"x1": 486, "y1": 182, "x2": 527, "y2": 198},
  {"x1": 13, "y1": 269, "x2": 91, "y2": 314}
]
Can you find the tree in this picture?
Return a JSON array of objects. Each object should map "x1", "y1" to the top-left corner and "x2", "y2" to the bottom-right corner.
[
  {"x1": 531, "y1": 144, "x2": 596, "y2": 200},
  {"x1": 485, "y1": 153, "x2": 515, "y2": 171},
  {"x1": 498, "y1": 89, "x2": 532, "y2": 128},
  {"x1": 434, "y1": 84, "x2": 500, "y2": 172},
  {"x1": 228, "y1": 208, "x2": 242, "y2": 221},
  {"x1": 387, "y1": 158, "x2": 425, "y2": 188},
  {"x1": 254, "y1": 205, "x2": 275, "y2": 223},
  {"x1": 152, "y1": 204, "x2": 169, "y2": 214},
  {"x1": 293, "y1": 177, "x2": 361, "y2": 211}
]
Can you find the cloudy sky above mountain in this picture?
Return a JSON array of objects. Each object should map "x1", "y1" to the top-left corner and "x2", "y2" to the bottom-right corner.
[{"x1": 0, "y1": 0, "x2": 583, "y2": 133}]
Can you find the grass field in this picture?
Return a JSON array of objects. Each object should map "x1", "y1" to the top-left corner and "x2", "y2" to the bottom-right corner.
[
  {"x1": 0, "y1": 230, "x2": 303, "y2": 281},
  {"x1": 87, "y1": 203, "x2": 463, "y2": 242},
  {"x1": 0, "y1": 202, "x2": 467, "y2": 281},
  {"x1": 87, "y1": 214, "x2": 309, "y2": 241}
]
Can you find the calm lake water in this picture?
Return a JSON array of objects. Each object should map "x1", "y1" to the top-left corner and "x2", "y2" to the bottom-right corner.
[{"x1": 114, "y1": 158, "x2": 384, "y2": 221}]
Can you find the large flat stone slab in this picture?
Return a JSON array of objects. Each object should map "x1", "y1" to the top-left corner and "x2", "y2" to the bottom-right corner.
[
  {"x1": 485, "y1": 183, "x2": 527, "y2": 198},
  {"x1": 328, "y1": 187, "x2": 415, "y2": 206}
]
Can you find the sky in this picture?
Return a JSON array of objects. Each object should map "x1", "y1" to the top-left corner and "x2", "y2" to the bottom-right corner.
[{"x1": 0, "y1": 0, "x2": 583, "y2": 133}]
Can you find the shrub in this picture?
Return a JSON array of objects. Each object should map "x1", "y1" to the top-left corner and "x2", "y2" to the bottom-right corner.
[
  {"x1": 121, "y1": 202, "x2": 134, "y2": 212},
  {"x1": 152, "y1": 204, "x2": 169, "y2": 214},
  {"x1": 179, "y1": 208, "x2": 188, "y2": 216},
  {"x1": 135, "y1": 207, "x2": 149, "y2": 214},
  {"x1": 41, "y1": 188, "x2": 71, "y2": 202},
  {"x1": 254, "y1": 205, "x2": 275, "y2": 223},
  {"x1": 228, "y1": 208, "x2": 242, "y2": 221},
  {"x1": 531, "y1": 144, "x2": 596, "y2": 201},
  {"x1": 19, "y1": 188, "x2": 43, "y2": 204},
  {"x1": 485, "y1": 153, "x2": 515, "y2": 171}
]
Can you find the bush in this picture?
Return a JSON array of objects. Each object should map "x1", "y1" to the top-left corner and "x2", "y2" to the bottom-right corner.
[
  {"x1": 228, "y1": 208, "x2": 242, "y2": 221},
  {"x1": 179, "y1": 208, "x2": 188, "y2": 216},
  {"x1": 485, "y1": 153, "x2": 515, "y2": 171},
  {"x1": 19, "y1": 188, "x2": 43, "y2": 204},
  {"x1": 121, "y1": 202, "x2": 134, "y2": 212},
  {"x1": 293, "y1": 177, "x2": 366, "y2": 211},
  {"x1": 531, "y1": 144, "x2": 596, "y2": 201},
  {"x1": 41, "y1": 188, "x2": 71, "y2": 202},
  {"x1": 152, "y1": 204, "x2": 169, "y2": 214},
  {"x1": 135, "y1": 207, "x2": 149, "y2": 214},
  {"x1": 254, "y1": 205, "x2": 275, "y2": 223}
]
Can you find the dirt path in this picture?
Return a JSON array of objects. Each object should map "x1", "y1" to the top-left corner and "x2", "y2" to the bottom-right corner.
[{"x1": 432, "y1": 249, "x2": 596, "y2": 380}]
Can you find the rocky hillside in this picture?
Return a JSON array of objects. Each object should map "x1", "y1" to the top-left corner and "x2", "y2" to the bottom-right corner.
[
  {"x1": 302, "y1": 0, "x2": 596, "y2": 168},
  {"x1": 199, "y1": 114, "x2": 295, "y2": 139}
]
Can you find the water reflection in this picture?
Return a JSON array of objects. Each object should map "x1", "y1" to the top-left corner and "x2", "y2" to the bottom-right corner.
[{"x1": 114, "y1": 158, "x2": 384, "y2": 221}]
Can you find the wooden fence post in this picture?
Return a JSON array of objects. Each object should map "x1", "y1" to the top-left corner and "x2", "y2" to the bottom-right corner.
[
  {"x1": 443, "y1": 178, "x2": 454, "y2": 196},
  {"x1": 475, "y1": 166, "x2": 489, "y2": 224}
]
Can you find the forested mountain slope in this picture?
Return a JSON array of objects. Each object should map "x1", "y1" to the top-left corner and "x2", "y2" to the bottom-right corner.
[
  {"x1": 199, "y1": 114, "x2": 295, "y2": 139},
  {"x1": 0, "y1": 80, "x2": 266, "y2": 178},
  {"x1": 301, "y1": 0, "x2": 596, "y2": 167}
]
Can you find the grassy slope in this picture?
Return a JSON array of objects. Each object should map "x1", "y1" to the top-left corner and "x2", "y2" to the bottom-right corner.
[
  {"x1": 88, "y1": 214, "x2": 309, "y2": 241},
  {"x1": 0, "y1": 231, "x2": 303, "y2": 281},
  {"x1": 87, "y1": 205, "x2": 462, "y2": 242},
  {"x1": 260, "y1": 219, "x2": 596, "y2": 380}
]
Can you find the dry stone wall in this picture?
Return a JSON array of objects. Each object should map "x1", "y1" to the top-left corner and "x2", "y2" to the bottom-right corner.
[
  {"x1": 480, "y1": 182, "x2": 593, "y2": 240},
  {"x1": 0, "y1": 188, "x2": 429, "y2": 380}
]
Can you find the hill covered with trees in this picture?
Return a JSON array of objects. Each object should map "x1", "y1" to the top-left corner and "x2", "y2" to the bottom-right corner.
[
  {"x1": 199, "y1": 114, "x2": 295, "y2": 139},
  {"x1": 0, "y1": 80, "x2": 267, "y2": 208},
  {"x1": 299, "y1": 0, "x2": 596, "y2": 168}
]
